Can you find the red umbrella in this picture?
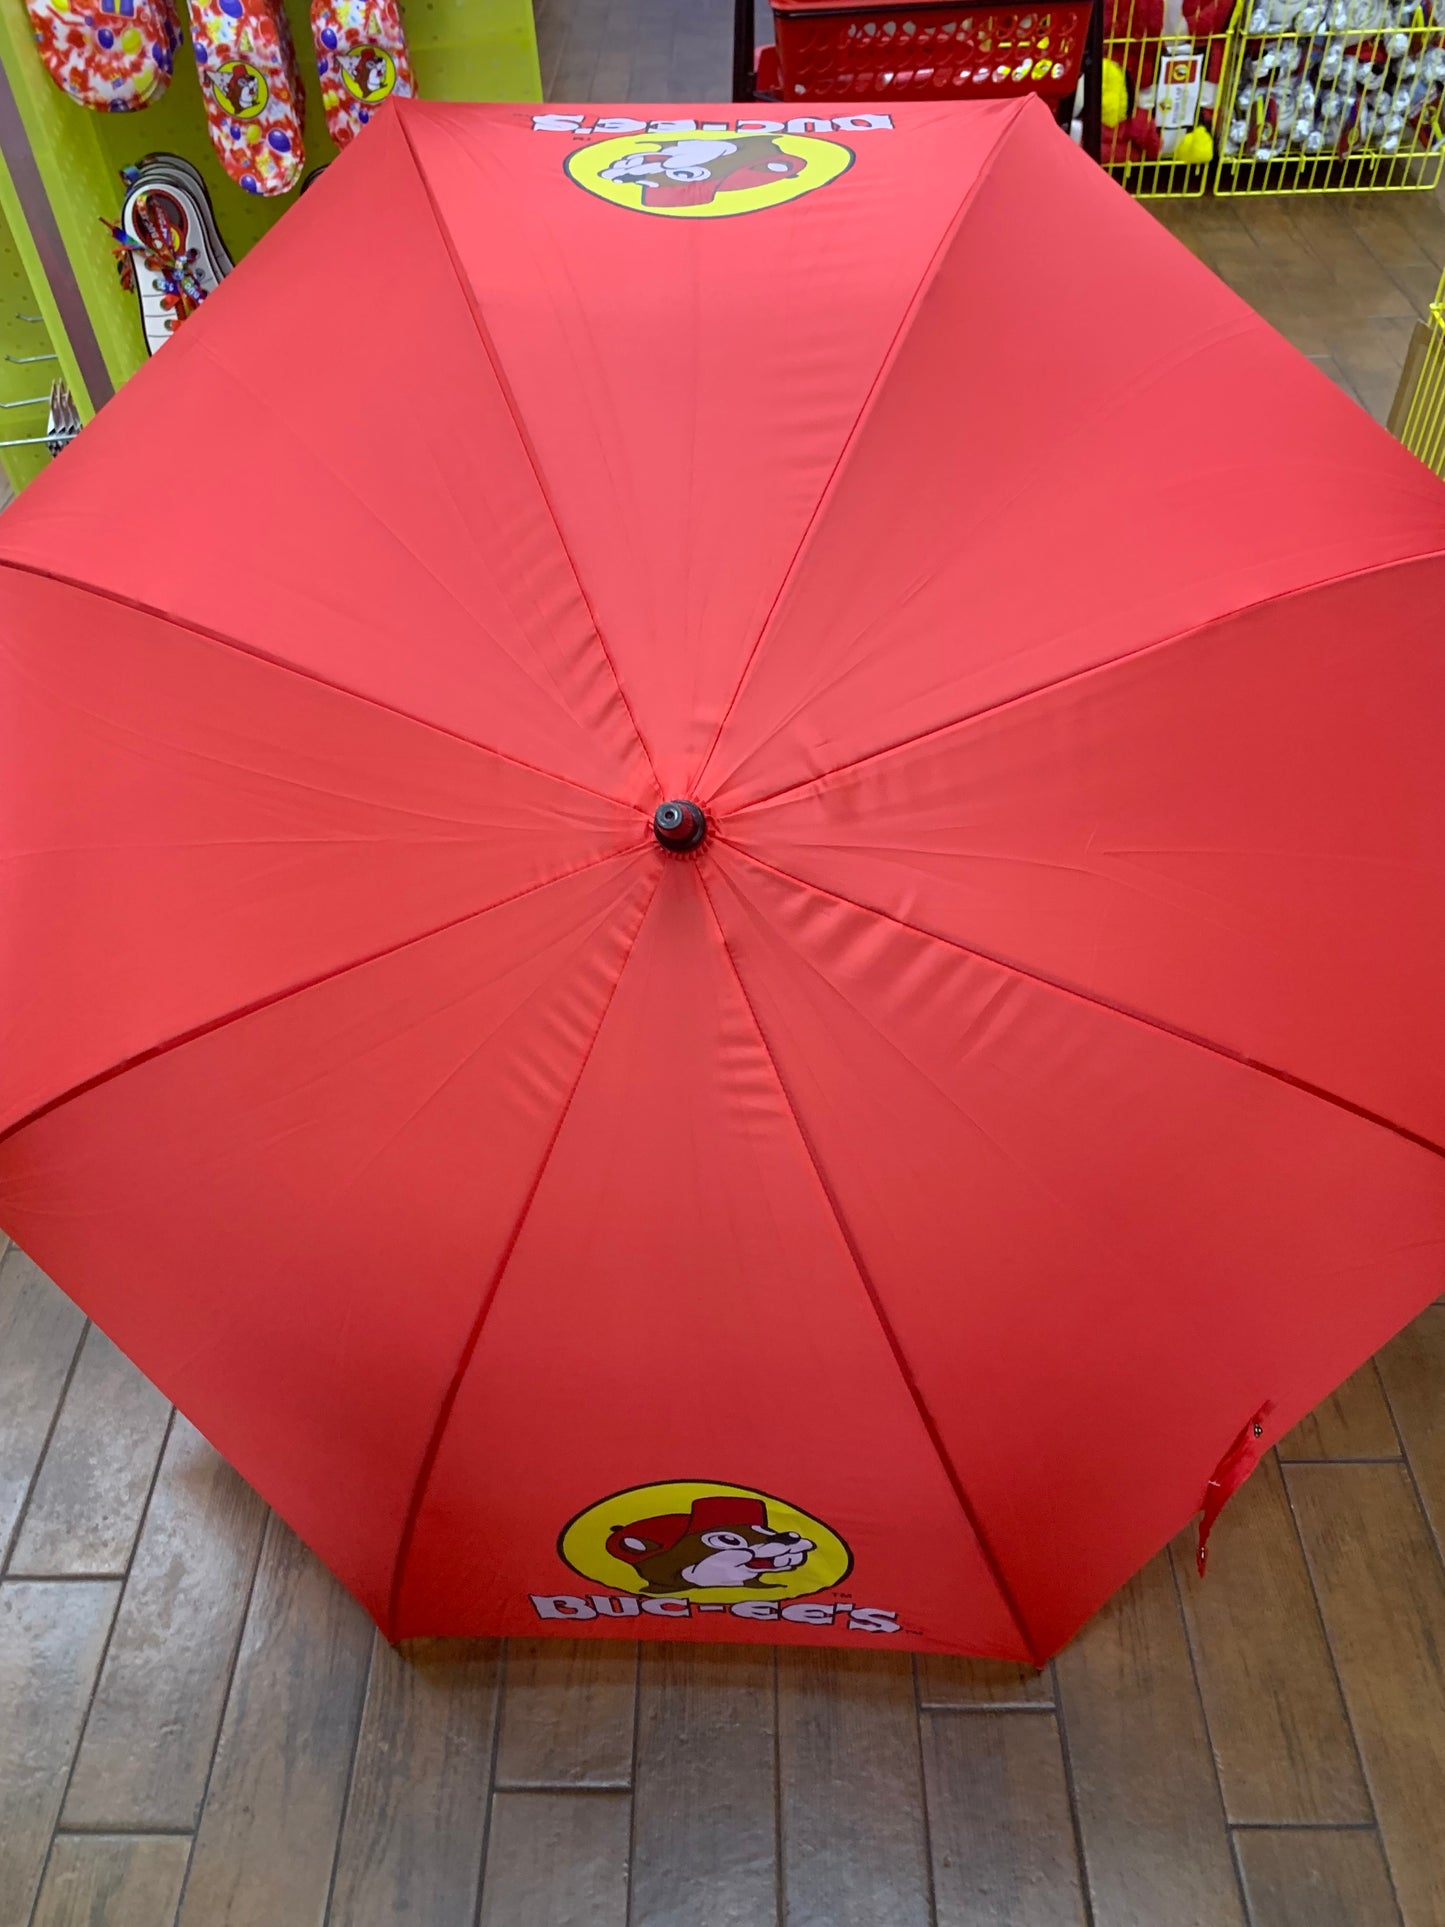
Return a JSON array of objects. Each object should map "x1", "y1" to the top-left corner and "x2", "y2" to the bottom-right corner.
[{"x1": 2, "y1": 99, "x2": 1443, "y2": 1661}]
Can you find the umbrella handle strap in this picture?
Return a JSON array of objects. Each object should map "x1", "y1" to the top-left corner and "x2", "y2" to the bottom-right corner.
[{"x1": 1196, "y1": 1399, "x2": 1276, "y2": 1577}]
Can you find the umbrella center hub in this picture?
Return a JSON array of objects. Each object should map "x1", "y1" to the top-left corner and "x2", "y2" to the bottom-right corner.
[{"x1": 653, "y1": 800, "x2": 708, "y2": 852}]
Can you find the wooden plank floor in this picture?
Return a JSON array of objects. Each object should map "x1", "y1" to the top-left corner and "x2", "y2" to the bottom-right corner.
[
  {"x1": 3, "y1": 1246, "x2": 1444, "y2": 1927},
  {"x1": 4, "y1": 7, "x2": 1445, "y2": 1922}
]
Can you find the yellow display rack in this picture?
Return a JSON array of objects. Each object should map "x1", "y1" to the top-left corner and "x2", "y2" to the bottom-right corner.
[
  {"x1": 1100, "y1": 3, "x2": 1239, "y2": 197},
  {"x1": 0, "y1": 0, "x2": 538, "y2": 467},
  {"x1": 1397, "y1": 267, "x2": 1445, "y2": 470},
  {"x1": 1215, "y1": 3, "x2": 1445, "y2": 193}
]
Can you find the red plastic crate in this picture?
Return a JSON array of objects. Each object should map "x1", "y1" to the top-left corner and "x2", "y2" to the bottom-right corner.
[{"x1": 765, "y1": 0, "x2": 1092, "y2": 101}]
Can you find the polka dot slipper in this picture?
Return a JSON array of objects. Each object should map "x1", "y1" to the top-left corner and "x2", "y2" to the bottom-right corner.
[
  {"x1": 310, "y1": 0, "x2": 414, "y2": 148},
  {"x1": 26, "y1": 0, "x2": 182, "y2": 112},
  {"x1": 187, "y1": 0, "x2": 305, "y2": 194}
]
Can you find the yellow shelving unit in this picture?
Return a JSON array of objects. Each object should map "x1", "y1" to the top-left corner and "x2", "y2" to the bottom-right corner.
[
  {"x1": 1397, "y1": 268, "x2": 1445, "y2": 471},
  {"x1": 1215, "y1": 2, "x2": 1445, "y2": 193},
  {"x1": 0, "y1": 140, "x2": 95, "y2": 493}
]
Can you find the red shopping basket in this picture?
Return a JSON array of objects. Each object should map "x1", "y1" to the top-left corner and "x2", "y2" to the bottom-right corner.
[
  {"x1": 758, "y1": 0, "x2": 1092, "y2": 102},
  {"x1": 732, "y1": 0, "x2": 1104, "y2": 160}
]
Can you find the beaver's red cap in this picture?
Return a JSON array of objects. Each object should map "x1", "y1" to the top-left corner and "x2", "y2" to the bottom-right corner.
[
  {"x1": 640, "y1": 161, "x2": 803, "y2": 209},
  {"x1": 639, "y1": 180, "x2": 718, "y2": 208},
  {"x1": 606, "y1": 1495, "x2": 769, "y2": 1564}
]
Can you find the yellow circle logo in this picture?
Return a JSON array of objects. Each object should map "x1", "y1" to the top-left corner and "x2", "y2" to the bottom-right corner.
[
  {"x1": 560, "y1": 1480, "x2": 852, "y2": 1603},
  {"x1": 339, "y1": 44, "x2": 396, "y2": 104},
  {"x1": 211, "y1": 60, "x2": 268, "y2": 121},
  {"x1": 565, "y1": 131, "x2": 853, "y2": 219}
]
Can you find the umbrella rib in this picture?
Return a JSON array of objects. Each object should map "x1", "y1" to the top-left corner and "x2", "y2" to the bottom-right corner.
[
  {"x1": 720, "y1": 839, "x2": 1445, "y2": 1168},
  {"x1": 688, "y1": 99, "x2": 1032, "y2": 803},
  {"x1": 0, "y1": 556, "x2": 641, "y2": 818},
  {"x1": 718, "y1": 547, "x2": 1445, "y2": 818},
  {"x1": 0, "y1": 841, "x2": 649, "y2": 1152},
  {"x1": 393, "y1": 113, "x2": 665, "y2": 806},
  {"x1": 693, "y1": 864, "x2": 1044, "y2": 1668},
  {"x1": 383, "y1": 867, "x2": 664, "y2": 1640}
]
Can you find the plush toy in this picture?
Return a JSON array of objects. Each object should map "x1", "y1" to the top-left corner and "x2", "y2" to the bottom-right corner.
[
  {"x1": 1098, "y1": 12, "x2": 1164, "y2": 166},
  {"x1": 1102, "y1": 106, "x2": 1165, "y2": 161},
  {"x1": 1099, "y1": 0, "x2": 1231, "y2": 166},
  {"x1": 1101, "y1": 54, "x2": 1132, "y2": 125}
]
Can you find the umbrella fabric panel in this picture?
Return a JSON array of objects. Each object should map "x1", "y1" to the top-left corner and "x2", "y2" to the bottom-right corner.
[
  {"x1": 0, "y1": 852, "x2": 657, "y2": 1622},
  {"x1": 0, "y1": 568, "x2": 643, "y2": 1138},
  {"x1": 702, "y1": 851, "x2": 1445, "y2": 1659},
  {"x1": 727, "y1": 555, "x2": 1445, "y2": 1150},
  {"x1": 698, "y1": 115, "x2": 1445, "y2": 811},
  {"x1": 404, "y1": 99, "x2": 1027, "y2": 797},
  {"x1": 0, "y1": 95, "x2": 1441, "y2": 1658},
  {"x1": 396, "y1": 862, "x2": 1029, "y2": 1658},
  {"x1": 0, "y1": 110, "x2": 654, "y2": 809}
]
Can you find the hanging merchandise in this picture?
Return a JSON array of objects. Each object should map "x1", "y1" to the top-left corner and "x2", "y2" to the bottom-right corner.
[
  {"x1": 0, "y1": 381, "x2": 80, "y2": 459},
  {"x1": 1137, "y1": 0, "x2": 1235, "y2": 148},
  {"x1": 187, "y1": 0, "x2": 305, "y2": 194},
  {"x1": 1218, "y1": 0, "x2": 1445, "y2": 188},
  {"x1": 105, "y1": 153, "x2": 232, "y2": 354},
  {"x1": 1090, "y1": 0, "x2": 1236, "y2": 188},
  {"x1": 311, "y1": 0, "x2": 414, "y2": 149},
  {"x1": 25, "y1": 0, "x2": 182, "y2": 111},
  {"x1": 44, "y1": 380, "x2": 82, "y2": 454}
]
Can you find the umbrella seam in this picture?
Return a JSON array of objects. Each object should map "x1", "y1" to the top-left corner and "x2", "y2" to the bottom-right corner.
[
  {"x1": 393, "y1": 110, "x2": 666, "y2": 807},
  {"x1": 0, "y1": 841, "x2": 651, "y2": 1151},
  {"x1": 693, "y1": 862, "x2": 1044, "y2": 1668},
  {"x1": 716, "y1": 545, "x2": 1445, "y2": 818},
  {"x1": 382, "y1": 866, "x2": 664, "y2": 1641},
  {"x1": 0, "y1": 556, "x2": 644, "y2": 818},
  {"x1": 718, "y1": 839, "x2": 1445, "y2": 1168},
  {"x1": 687, "y1": 97, "x2": 1034, "y2": 804}
]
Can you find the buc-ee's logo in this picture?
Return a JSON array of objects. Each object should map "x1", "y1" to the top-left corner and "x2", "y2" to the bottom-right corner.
[
  {"x1": 535, "y1": 113, "x2": 893, "y2": 218},
  {"x1": 210, "y1": 59, "x2": 268, "y2": 121},
  {"x1": 531, "y1": 1480, "x2": 900, "y2": 1633},
  {"x1": 338, "y1": 44, "x2": 397, "y2": 105}
]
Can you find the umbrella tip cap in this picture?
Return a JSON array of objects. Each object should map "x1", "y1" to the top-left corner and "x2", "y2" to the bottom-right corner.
[{"x1": 653, "y1": 800, "x2": 708, "y2": 852}]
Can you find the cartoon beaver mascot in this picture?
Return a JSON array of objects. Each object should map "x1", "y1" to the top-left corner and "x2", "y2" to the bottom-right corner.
[
  {"x1": 212, "y1": 62, "x2": 263, "y2": 118},
  {"x1": 340, "y1": 45, "x2": 392, "y2": 103},
  {"x1": 597, "y1": 138, "x2": 806, "y2": 210},
  {"x1": 606, "y1": 1495, "x2": 815, "y2": 1593}
]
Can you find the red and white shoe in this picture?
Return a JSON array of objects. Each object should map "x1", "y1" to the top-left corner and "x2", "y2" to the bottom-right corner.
[
  {"x1": 187, "y1": 0, "x2": 305, "y2": 195},
  {"x1": 26, "y1": 0, "x2": 181, "y2": 111},
  {"x1": 310, "y1": 0, "x2": 414, "y2": 148},
  {"x1": 114, "y1": 153, "x2": 233, "y2": 354}
]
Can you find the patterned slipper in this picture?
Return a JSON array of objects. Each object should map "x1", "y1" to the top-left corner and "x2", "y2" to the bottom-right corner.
[
  {"x1": 187, "y1": 0, "x2": 305, "y2": 194},
  {"x1": 26, "y1": 0, "x2": 181, "y2": 111},
  {"x1": 310, "y1": 0, "x2": 414, "y2": 148}
]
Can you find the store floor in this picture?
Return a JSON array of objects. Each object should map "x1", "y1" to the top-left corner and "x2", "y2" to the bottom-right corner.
[{"x1": 3, "y1": 9, "x2": 1445, "y2": 1926}]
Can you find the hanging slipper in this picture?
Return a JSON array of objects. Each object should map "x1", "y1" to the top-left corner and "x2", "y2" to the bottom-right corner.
[
  {"x1": 25, "y1": 0, "x2": 181, "y2": 111},
  {"x1": 127, "y1": 152, "x2": 234, "y2": 274},
  {"x1": 109, "y1": 153, "x2": 234, "y2": 355},
  {"x1": 310, "y1": 0, "x2": 414, "y2": 148},
  {"x1": 187, "y1": 0, "x2": 305, "y2": 194}
]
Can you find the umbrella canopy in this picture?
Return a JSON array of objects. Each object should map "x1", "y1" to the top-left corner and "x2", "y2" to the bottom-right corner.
[{"x1": 2, "y1": 99, "x2": 1444, "y2": 1662}]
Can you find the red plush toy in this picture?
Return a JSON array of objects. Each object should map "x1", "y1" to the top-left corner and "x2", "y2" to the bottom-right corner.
[{"x1": 1102, "y1": 108, "x2": 1165, "y2": 163}]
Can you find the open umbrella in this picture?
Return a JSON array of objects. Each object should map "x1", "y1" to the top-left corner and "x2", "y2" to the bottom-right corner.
[{"x1": 2, "y1": 98, "x2": 1443, "y2": 1661}]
